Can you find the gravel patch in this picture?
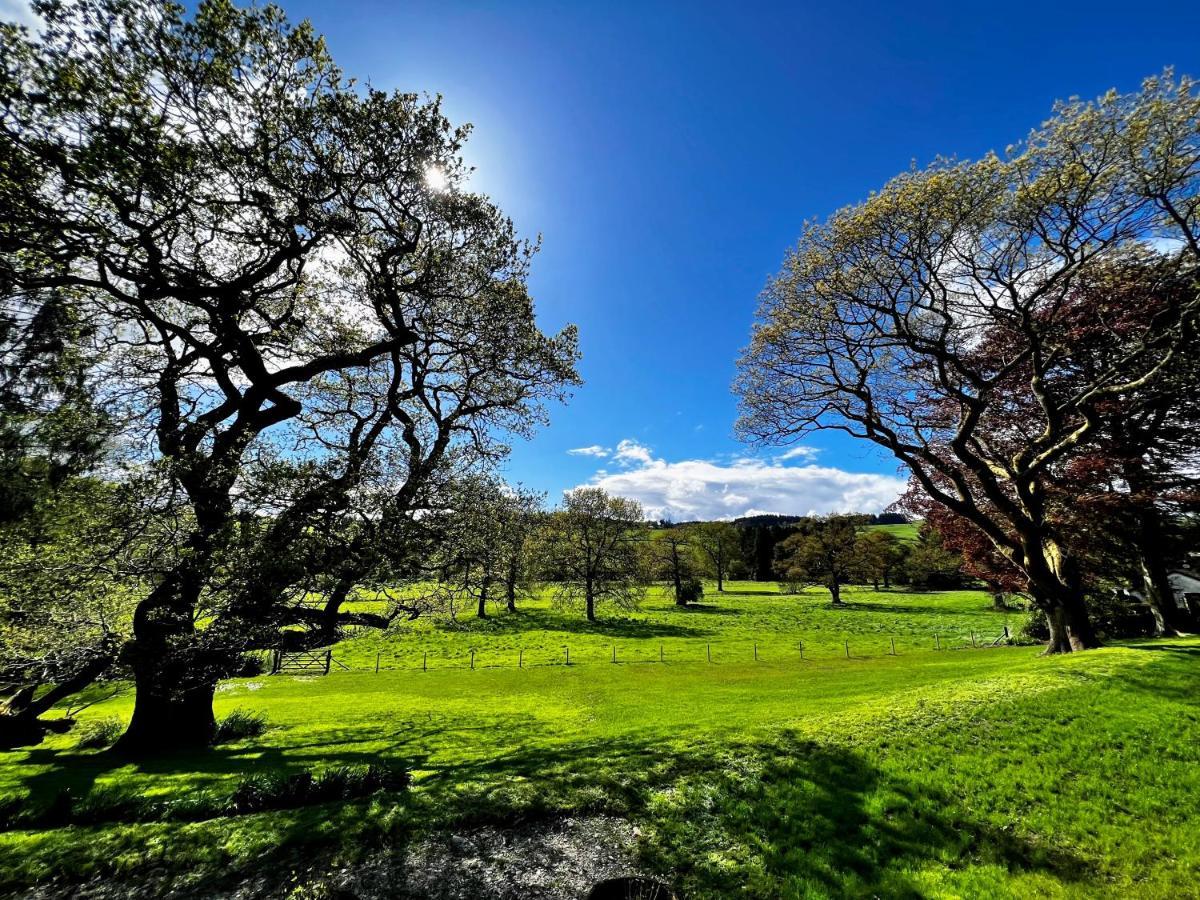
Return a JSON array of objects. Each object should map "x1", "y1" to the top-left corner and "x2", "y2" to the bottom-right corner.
[{"x1": 12, "y1": 815, "x2": 652, "y2": 900}]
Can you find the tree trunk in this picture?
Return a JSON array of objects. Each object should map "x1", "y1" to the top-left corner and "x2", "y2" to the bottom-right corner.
[
  {"x1": 1043, "y1": 605, "x2": 1072, "y2": 655},
  {"x1": 829, "y1": 579, "x2": 844, "y2": 606},
  {"x1": 1124, "y1": 456, "x2": 1188, "y2": 637},
  {"x1": 1134, "y1": 534, "x2": 1187, "y2": 637},
  {"x1": 477, "y1": 577, "x2": 489, "y2": 619},
  {"x1": 115, "y1": 668, "x2": 216, "y2": 755},
  {"x1": 1028, "y1": 536, "x2": 1100, "y2": 654},
  {"x1": 506, "y1": 558, "x2": 518, "y2": 612},
  {"x1": 115, "y1": 564, "x2": 221, "y2": 755},
  {"x1": 585, "y1": 576, "x2": 596, "y2": 621},
  {"x1": 716, "y1": 566, "x2": 724, "y2": 592}
]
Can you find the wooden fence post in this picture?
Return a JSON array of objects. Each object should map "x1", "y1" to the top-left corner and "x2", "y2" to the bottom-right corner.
[
  {"x1": 798, "y1": 640, "x2": 803, "y2": 660},
  {"x1": 844, "y1": 641, "x2": 850, "y2": 659},
  {"x1": 971, "y1": 631, "x2": 977, "y2": 648},
  {"x1": 890, "y1": 638, "x2": 896, "y2": 656},
  {"x1": 660, "y1": 644, "x2": 664, "y2": 663},
  {"x1": 519, "y1": 649, "x2": 523, "y2": 668},
  {"x1": 470, "y1": 649, "x2": 475, "y2": 670},
  {"x1": 375, "y1": 652, "x2": 380, "y2": 674},
  {"x1": 423, "y1": 650, "x2": 427, "y2": 672},
  {"x1": 935, "y1": 634, "x2": 941, "y2": 651},
  {"x1": 754, "y1": 642, "x2": 758, "y2": 661},
  {"x1": 323, "y1": 650, "x2": 332, "y2": 675},
  {"x1": 707, "y1": 643, "x2": 712, "y2": 663}
]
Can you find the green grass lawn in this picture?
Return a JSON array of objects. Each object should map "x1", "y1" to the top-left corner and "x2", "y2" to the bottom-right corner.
[
  {"x1": 2, "y1": 584, "x2": 1198, "y2": 898},
  {"x1": 338, "y1": 581, "x2": 1016, "y2": 671}
]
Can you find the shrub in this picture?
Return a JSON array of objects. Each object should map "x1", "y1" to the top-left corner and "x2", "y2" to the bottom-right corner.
[
  {"x1": 228, "y1": 763, "x2": 410, "y2": 814},
  {"x1": 678, "y1": 577, "x2": 704, "y2": 604},
  {"x1": 74, "y1": 717, "x2": 123, "y2": 750},
  {"x1": 214, "y1": 709, "x2": 268, "y2": 743}
]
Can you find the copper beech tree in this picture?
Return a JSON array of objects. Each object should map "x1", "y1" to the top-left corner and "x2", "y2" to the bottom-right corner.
[
  {"x1": 737, "y1": 73, "x2": 1200, "y2": 653},
  {"x1": 0, "y1": 0, "x2": 578, "y2": 751},
  {"x1": 893, "y1": 253, "x2": 1200, "y2": 635}
]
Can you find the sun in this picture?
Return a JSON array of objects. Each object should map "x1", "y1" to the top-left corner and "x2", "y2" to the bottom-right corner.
[{"x1": 424, "y1": 165, "x2": 448, "y2": 192}]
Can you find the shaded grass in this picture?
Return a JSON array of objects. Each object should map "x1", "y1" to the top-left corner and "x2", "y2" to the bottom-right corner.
[{"x1": 0, "y1": 586, "x2": 1196, "y2": 897}]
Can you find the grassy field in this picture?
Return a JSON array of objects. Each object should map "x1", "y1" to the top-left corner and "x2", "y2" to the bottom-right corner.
[
  {"x1": 337, "y1": 581, "x2": 1016, "y2": 671},
  {"x1": 2, "y1": 583, "x2": 1198, "y2": 898},
  {"x1": 863, "y1": 521, "x2": 920, "y2": 542}
]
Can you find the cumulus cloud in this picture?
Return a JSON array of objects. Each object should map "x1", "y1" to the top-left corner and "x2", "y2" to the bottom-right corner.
[
  {"x1": 613, "y1": 439, "x2": 655, "y2": 467},
  {"x1": 567, "y1": 445, "x2": 610, "y2": 457},
  {"x1": 573, "y1": 440, "x2": 904, "y2": 521}
]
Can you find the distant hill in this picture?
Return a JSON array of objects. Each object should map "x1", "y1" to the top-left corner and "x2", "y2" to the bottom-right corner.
[{"x1": 863, "y1": 522, "x2": 920, "y2": 542}]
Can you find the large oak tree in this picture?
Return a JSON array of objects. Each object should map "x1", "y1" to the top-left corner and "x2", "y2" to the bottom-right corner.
[{"x1": 0, "y1": 0, "x2": 579, "y2": 751}]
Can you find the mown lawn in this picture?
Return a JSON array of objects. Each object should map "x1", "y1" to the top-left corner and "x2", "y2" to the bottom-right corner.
[{"x1": 2, "y1": 585, "x2": 1198, "y2": 898}]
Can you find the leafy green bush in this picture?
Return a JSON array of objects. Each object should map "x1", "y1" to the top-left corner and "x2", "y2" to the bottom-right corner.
[
  {"x1": 73, "y1": 717, "x2": 123, "y2": 750},
  {"x1": 678, "y1": 577, "x2": 704, "y2": 604},
  {"x1": 214, "y1": 709, "x2": 268, "y2": 743}
]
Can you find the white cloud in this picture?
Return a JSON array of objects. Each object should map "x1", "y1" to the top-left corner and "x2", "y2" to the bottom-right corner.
[
  {"x1": 613, "y1": 439, "x2": 656, "y2": 468},
  {"x1": 777, "y1": 446, "x2": 821, "y2": 461},
  {"x1": 574, "y1": 440, "x2": 904, "y2": 521},
  {"x1": 567, "y1": 445, "x2": 610, "y2": 458}
]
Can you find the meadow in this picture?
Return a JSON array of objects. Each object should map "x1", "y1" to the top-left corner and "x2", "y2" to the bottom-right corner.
[{"x1": 2, "y1": 583, "x2": 1199, "y2": 898}]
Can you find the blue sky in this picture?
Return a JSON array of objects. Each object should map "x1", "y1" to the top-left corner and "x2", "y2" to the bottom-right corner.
[
  {"x1": 275, "y1": 0, "x2": 1200, "y2": 519},
  {"x1": 11, "y1": 0, "x2": 1197, "y2": 518}
]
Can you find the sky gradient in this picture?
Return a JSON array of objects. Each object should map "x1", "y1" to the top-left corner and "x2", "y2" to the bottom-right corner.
[
  {"x1": 261, "y1": 1, "x2": 1200, "y2": 518},
  {"x1": 12, "y1": 0, "x2": 1200, "y2": 518}
]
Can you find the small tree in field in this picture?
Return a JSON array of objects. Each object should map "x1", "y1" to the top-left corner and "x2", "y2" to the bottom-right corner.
[
  {"x1": 775, "y1": 516, "x2": 862, "y2": 605},
  {"x1": 649, "y1": 527, "x2": 701, "y2": 606},
  {"x1": 543, "y1": 488, "x2": 646, "y2": 621},
  {"x1": 903, "y1": 526, "x2": 965, "y2": 590},
  {"x1": 497, "y1": 489, "x2": 546, "y2": 613},
  {"x1": 852, "y1": 530, "x2": 907, "y2": 591},
  {"x1": 688, "y1": 522, "x2": 741, "y2": 592}
]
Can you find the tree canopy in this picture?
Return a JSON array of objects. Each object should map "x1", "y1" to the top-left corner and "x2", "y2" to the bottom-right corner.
[
  {"x1": 0, "y1": 0, "x2": 579, "y2": 751},
  {"x1": 737, "y1": 72, "x2": 1200, "y2": 652}
]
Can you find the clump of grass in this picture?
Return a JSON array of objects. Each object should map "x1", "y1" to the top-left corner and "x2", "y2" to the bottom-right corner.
[
  {"x1": 228, "y1": 764, "x2": 409, "y2": 814},
  {"x1": 5, "y1": 763, "x2": 412, "y2": 830},
  {"x1": 73, "y1": 717, "x2": 123, "y2": 750},
  {"x1": 214, "y1": 709, "x2": 268, "y2": 743}
]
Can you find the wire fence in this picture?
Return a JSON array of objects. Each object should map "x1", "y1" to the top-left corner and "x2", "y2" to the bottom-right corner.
[{"x1": 271, "y1": 627, "x2": 1020, "y2": 675}]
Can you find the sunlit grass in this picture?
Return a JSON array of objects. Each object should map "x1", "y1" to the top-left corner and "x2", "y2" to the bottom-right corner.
[{"x1": 2, "y1": 584, "x2": 1197, "y2": 898}]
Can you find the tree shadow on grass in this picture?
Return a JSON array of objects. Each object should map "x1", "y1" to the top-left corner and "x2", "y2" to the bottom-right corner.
[
  {"x1": 670, "y1": 603, "x2": 741, "y2": 616},
  {"x1": 429, "y1": 614, "x2": 710, "y2": 640},
  {"x1": 402, "y1": 731, "x2": 1089, "y2": 899},
  {"x1": 5, "y1": 725, "x2": 1094, "y2": 899},
  {"x1": 1122, "y1": 641, "x2": 1200, "y2": 657}
]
